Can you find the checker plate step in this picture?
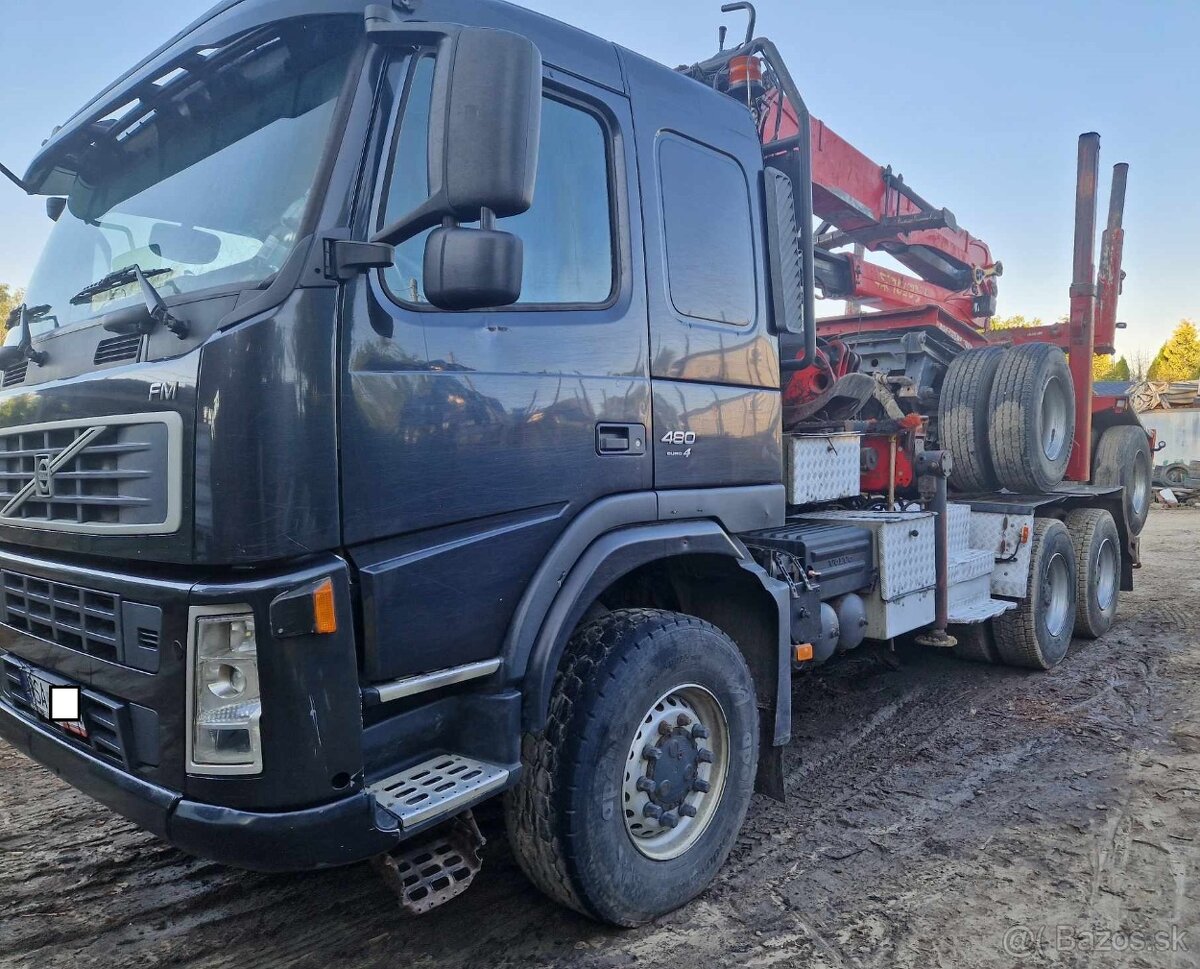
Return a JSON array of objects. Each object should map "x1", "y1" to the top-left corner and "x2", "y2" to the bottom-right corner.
[
  {"x1": 948, "y1": 596, "x2": 1016, "y2": 624},
  {"x1": 369, "y1": 754, "x2": 509, "y2": 828},
  {"x1": 372, "y1": 811, "x2": 486, "y2": 916}
]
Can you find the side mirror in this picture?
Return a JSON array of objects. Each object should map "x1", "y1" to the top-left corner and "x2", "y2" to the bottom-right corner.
[
  {"x1": 423, "y1": 225, "x2": 522, "y2": 311},
  {"x1": 46, "y1": 197, "x2": 66, "y2": 222},
  {"x1": 371, "y1": 22, "x2": 543, "y2": 247}
]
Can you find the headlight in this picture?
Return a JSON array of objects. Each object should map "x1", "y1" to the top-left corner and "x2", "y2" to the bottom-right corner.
[{"x1": 187, "y1": 607, "x2": 262, "y2": 775}]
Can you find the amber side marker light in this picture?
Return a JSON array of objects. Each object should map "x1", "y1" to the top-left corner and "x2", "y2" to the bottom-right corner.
[
  {"x1": 313, "y1": 578, "x2": 337, "y2": 634},
  {"x1": 794, "y1": 643, "x2": 814, "y2": 662}
]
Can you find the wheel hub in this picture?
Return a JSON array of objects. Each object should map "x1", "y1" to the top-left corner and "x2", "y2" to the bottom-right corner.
[{"x1": 623, "y1": 686, "x2": 728, "y2": 861}]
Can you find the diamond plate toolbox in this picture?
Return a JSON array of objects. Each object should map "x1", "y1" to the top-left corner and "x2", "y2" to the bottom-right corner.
[{"x1": 785, "y1": 432, "x2": 861, "y2": 505}]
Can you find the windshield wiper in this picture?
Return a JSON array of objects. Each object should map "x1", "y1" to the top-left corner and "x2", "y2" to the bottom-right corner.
[
  {"x1": 71, "y1": 265, "x2": 188, "y2": 339},
  {"x1": 0, "y1": 305, "x2": 50, "y2": 369},
  {"x1": 70, "y1": 265, "x2": 170, "y2": 304}
]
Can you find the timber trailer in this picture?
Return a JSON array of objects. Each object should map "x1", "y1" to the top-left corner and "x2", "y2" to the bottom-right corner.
[{"x1": 0, "y1": 0, "x2": 1152, "y2": 926}]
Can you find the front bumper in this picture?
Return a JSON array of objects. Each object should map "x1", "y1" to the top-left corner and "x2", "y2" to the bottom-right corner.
[
  {"x1": 0, "y1": 693, "x2": 402, "y2": 871},
  {"x1": 0, "y1": 543, "x2": 386, "y2": 870}
]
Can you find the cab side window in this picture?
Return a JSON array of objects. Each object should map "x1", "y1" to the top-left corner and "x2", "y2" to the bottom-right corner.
[
  {"x1": 379, "y1": 56, "x2": 615, "y2": 307},
  {"x1": 657, "y1": 134, "x2": 757, "y2": 326}
]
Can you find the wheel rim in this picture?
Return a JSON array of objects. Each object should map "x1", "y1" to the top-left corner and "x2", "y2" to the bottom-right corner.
[
  {"x1": 1165, "y1": 467, "x2": 1184, "y2": 487},
  {"x1": 1132, "y1": 459, "x2": 1151, "y2": 512},
  {"x1": 622, "y1": 684, "x2": 730, "y2": 861},
  {"x1": 1095, "y1": 537, "x2": 1119, "y2": 611},
  {"x1": 1044, "y1": 551, "x2": 1072, "y2": 637},
  {"x1": 1040, "y1": 375, "x2": 1070, "y2": 462}
]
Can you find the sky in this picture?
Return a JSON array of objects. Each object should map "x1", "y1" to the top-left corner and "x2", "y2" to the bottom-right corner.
[{"x1": 1, "y1": 0, "x2": 1197, "y2": 362}]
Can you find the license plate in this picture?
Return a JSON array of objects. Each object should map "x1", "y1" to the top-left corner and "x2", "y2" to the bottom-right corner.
[{"x1": 24, "y1": 670, "x2": 88, "y2": 739}]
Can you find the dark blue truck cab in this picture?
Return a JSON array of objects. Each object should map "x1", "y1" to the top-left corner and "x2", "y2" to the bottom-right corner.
[
  {"x1": 0, "y1": 0, "x2": 1142, "y2": 926},
  {"x1": 0, "y1": 0, "x2": 801, "y2": 925}
]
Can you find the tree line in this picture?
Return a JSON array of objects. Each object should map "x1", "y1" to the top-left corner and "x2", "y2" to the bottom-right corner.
[{"x1": 991, "y1": 315, "x2": 1199, "y2": 384}]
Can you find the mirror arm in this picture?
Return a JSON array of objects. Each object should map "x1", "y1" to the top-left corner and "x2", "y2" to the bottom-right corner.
[
  {"x1": 0, "y1": 161, "x2": 30, "y2": 195},
  {"x1": 327, "y1": 239, "x2": 396, "y2": 280},
  {"x1": 371, "y1": 191, "x2": 454, "y2": 247}
]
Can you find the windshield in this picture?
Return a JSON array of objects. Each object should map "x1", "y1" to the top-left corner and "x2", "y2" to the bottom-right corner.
[{"x1": 12, "y1": 16, "x2": 359, "y2": 346}]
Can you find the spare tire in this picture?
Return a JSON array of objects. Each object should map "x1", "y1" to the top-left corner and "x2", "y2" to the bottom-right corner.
[
  {"x1": 1092, "y1": 424, "x2": 1153, "y2": 535},
  {"x1": 988, "y1": 343, "x2": 1075, "y2": 494},
  {"x1": 938, "y1": 346, "x2": 1008, "y2": 492}
]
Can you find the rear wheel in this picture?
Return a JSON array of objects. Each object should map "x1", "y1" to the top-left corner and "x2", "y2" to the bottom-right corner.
[
  {"x1": 1092, "y1": 424, "x2": 1153, "y2": 534},
  {"x1": 993, "y1": 518, "x2": 1077, "y2": 669},
  {"x1": 938, "y1": 346, "x2": 1008, "y2": 493},
  {"x1": 988, "y1": 343, "x2": 1075, "y2": 493},
  {"x1": 1066, "y1": 508, "x2": 1121, "y2": 638},
  {"x1": 504, "y1": 609, "x2": 759, "y2": 926}
]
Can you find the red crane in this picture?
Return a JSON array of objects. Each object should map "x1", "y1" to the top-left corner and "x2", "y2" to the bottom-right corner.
[{"x1": 700, "y1": 13, "x2": 1130, "y2": 484}]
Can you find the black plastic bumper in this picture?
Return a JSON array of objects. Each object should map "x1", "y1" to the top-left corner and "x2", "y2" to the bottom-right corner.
[{"x1": 0, "y1": 696, "x2": 402, "y2": 871}]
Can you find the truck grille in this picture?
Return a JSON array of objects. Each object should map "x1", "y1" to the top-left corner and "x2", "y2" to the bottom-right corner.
[
  {"x1": 0, "y1": 569, "x2": 163, "y2": 673},
  {"x1": 1, "y1": 570, "x2": 121, "y2": 662},
  {"x1": 0, "y1": 413, "x2": 181, "y2": 534}
]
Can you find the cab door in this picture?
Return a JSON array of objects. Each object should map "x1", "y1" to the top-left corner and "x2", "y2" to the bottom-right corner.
[
  {"x1": 621, "y1": 51, "x2": 782, "y2": 491},
  {"x1": 338, "y1": 47, "x2": 649, "y2": 681}
]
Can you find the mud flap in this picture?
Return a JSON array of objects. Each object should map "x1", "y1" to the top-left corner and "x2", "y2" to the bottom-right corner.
[{"x1": 754, "y1": 733, "x2": 786, "y2": 801}]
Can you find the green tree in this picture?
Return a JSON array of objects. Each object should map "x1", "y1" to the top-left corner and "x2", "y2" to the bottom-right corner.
[
  {"x1": 1148, "y1": 320, "x2": 1200, "y2": 382},
  {"x1": 1092, "y1": 354, "x2": 1131, "y2": 382},
  {"x1": 0, "y1": 284, "x2": 23, "y2": 324}
]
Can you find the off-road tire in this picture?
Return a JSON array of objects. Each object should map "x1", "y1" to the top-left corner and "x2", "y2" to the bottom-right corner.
[
  {"x1": 939, "y1": 346, "x2": 1008, "y2": 493},
  {"x1": 1092, "y1": 424, "x2": 1152, "y2": 535},
  {"x1": 951, "y1": 621, "x2": 999, "y2": 664},
  {"x1": 1066, "y1": 507, "x2": 1121, "y2": 638},
  {"x1": 993, "y1": 518, "x2": 1077, "y2": 669},
  {"x1": 503, "y1": 609, "x2": 759, "y2": 926},
  {"x1": 988, "y1": 343, "x2": 1075, "y2": 494}
]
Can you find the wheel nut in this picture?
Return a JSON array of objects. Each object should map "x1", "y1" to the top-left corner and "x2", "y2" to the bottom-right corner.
[
  {"x1": 660, "y1": 811, "x2": 680, "y2": 829},
  {"x1": 635, "y1": 776, "x2": 656, "y2": 794},
  {"x1": 691, "y1": 725, "x2": 709, "y2": 740},
  {"x1": 697, "y1": 748, "x2": 713, "y2": 764},
  {"x1": 678, "y1": 803, "x2": 698, "y2": 818},
  {"x1": 642, "y1": 744, "x2": 662, "y2": 761},
  {"x1": 693, "y1": 778, "x2": 710, "y2": 794},
  {"x1": 658, "y1": 721, "x2": 674, "y2": 737},
  {"x1": 676, "y1": 713, "x2": 692, "y2": 727},
  {"x1": 643, "y1": 803, "x2": 663, "y2": 820}
]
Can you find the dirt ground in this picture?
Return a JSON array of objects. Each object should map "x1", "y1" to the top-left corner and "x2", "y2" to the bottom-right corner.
[{"x1": 2, "y1": 510, "x2": 1198, "y2": 969}]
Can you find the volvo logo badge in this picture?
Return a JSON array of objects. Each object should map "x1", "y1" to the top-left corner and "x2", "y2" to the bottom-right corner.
[{"x1": 33, "y1": 453, "x2": 54, "y2": 499}]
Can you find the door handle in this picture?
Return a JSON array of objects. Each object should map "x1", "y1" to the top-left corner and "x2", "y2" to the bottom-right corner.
[{"x1": 596, "y1": 423, "x2": 646, "y2": 456}]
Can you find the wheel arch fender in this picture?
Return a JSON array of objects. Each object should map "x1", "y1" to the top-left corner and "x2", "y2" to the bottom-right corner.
[{"x1": 510, "y1": 520, "x2": 793, "y2": 758}]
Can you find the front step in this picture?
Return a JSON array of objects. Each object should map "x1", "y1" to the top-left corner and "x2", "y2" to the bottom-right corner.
[
  {"x1": 369, "y1": 753, "x2": 510, "y2": 828},
  {"x1": 372, "y1": 811, "x2": 486, "y2": 916}
]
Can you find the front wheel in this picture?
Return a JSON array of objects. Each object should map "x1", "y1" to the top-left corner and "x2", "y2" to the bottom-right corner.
[{"x1": 504, "y1": 609, "x2": 759, "y2": 926}]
